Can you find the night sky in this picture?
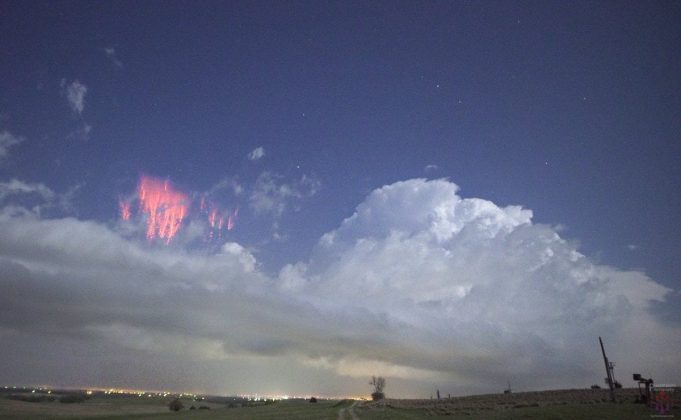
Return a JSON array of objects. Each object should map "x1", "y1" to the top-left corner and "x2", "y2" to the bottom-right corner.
[{"x1": 1, "y1": 1, "x2": 679, "y2": 397}]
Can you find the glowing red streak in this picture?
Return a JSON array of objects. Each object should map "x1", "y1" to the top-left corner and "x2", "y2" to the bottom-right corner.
[
  {"x1": 138, "y1": 176, "x2": 189, "y2": 243},
  {"x1": 208, "y1": 208, "x2": 218, "y2": 228},
  {"x1": 227, "y1": 208, "x2": 238, "y2": 230},
  {"x1": 206, "y1": 206, "x2": 238, "y2": 238},
  {"x1": 119, "y1": 200, "x2": 131, "y2": 221}
]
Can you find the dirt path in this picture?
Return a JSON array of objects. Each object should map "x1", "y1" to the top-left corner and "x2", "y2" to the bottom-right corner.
[
  {"x1": 348, "y1": 400, "x2": 359, "y2": 420},
  {"x1": 338, "y1": 400, "x2": 359, "y2": 420}
]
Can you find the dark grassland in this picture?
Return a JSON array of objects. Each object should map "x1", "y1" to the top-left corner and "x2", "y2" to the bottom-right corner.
[{"x1": 0, "y1": 388, "x2": 678, "y2": 419}]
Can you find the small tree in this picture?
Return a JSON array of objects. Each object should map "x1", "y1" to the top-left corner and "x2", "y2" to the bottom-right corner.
[
  {"x1": 370, "y1": 376, "x2": 386, "y2": 400},
  {"x1": 168, "y1": 398, "x2": 184, "y2": 411}
]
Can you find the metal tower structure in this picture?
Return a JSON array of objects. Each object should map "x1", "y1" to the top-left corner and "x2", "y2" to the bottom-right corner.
[{"x1": 599, "y1": 336, "x2": 616, "y2": 402}]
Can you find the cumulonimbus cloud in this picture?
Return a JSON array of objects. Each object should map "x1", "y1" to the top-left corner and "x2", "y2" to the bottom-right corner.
[
  {"x1": 281, "y1": 179, "x2": 678, "y2": 389},
  {"x1": 0, "y1": 178, "x2": 678, "y2": 396}
]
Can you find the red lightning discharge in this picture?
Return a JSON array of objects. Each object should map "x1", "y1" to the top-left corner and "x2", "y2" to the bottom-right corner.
[
  {"x1": 206, "y1": 206, "x2": 238, "y2": 239},
  {"x1": 227, "y1": 207, "x2": 238, "y2": 231},
  {"x1": 208, "y1": 208, "x2": 219, "y2": 228},
  {"x1": 119, "y1": 176, "x2": 238, "y2": 244},
  {"x1": 138, "y1": 176, "x2": 189, "y2": 243},
  {"x1": 119, "y1": 200, "x2": 131, "y2": 221}
]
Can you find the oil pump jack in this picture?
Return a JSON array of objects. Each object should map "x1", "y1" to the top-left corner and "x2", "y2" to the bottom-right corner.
[
  {"x1": 633, "y1": 373, "x2": 654, "y2": 406},
  {"x1": 599, "y1": 336, "x2": 616, "y2": 402}
]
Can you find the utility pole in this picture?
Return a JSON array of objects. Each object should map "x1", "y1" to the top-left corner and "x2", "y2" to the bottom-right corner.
[{"x1": 599, "y1": 336, "x2": 615, "y2": 402}]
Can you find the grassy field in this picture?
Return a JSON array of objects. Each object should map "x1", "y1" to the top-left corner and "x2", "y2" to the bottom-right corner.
[
  {"x1": 0, "y1": 388, "x2": 678, "y2": 419},
  {"x1": 355, "y1": 388, "x2": 679, "y2": 419},
  {"x1": 355, "y1": 402, "x2": 672, "y2": 419},
  {"x1": 0, "y1": 396, "x2": 344, "y2": 420}
]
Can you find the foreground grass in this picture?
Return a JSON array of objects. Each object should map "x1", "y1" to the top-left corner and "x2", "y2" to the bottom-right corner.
[
  {"x1": 111, "y1": 400, "x2": 343, "y2": 420},
  {"x1": 355, "y1": 401, "x2": 675, "y2": 419},
  {"x1": 1, "y1": 389, "x2": 678, "y2": 419},
  {"x1": 355, "y1": 388, "x2": 679, "y2": 419},
  {"x1": 0, "y1": 398, "x2": 342, "y2": 420}
]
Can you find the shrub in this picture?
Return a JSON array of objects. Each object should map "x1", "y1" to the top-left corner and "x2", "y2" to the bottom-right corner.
[
  {"x1": 8, "y1": 394, "x2": 55, "y2": 403},
  {"x1": 309, "y1": 397, "x2": 318, "y2": 403},
  {"x1": 168, "y1": 398, "x2": 184, "y2": 411},
  {"x1": 59, "y1": 394, "x2": 85, "y2": 403},
  {"x1": 370, "y1": 376, "x2": 386, "y2": 400}
]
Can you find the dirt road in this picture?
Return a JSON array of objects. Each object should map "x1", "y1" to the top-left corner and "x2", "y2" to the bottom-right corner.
[{"x1": 338, "y1": 400, "x2": 359, "y2": 420}]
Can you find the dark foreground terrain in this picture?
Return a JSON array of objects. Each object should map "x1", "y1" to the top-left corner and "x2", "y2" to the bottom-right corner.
[{"x1": 0, "y1": 388, "x2": 677, "y2": 419}]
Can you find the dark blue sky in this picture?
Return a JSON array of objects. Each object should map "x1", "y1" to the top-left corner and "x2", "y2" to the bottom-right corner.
[
  {"x1": 4, "y1": 1, "x2": 678, "y2": 281},
  {"x1": 1, "y1": 1, "x2": 680, "y2": 395}
]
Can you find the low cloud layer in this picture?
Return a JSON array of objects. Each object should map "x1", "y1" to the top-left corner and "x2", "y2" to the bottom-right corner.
[{"x1": 0, "y1": 179, "x2": 678, "y2": 396}]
